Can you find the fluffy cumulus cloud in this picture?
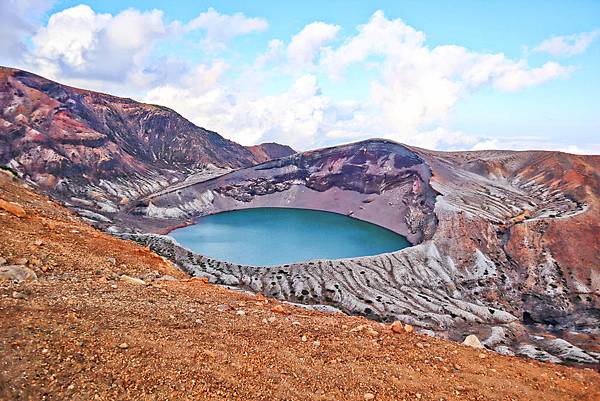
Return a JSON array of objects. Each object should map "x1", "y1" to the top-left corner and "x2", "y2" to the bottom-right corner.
[
  {"x1": 30, "y1": 5, "x2": 169, "y2": 84},
  {"x1": 2, "y1": 5, "x2": 593, "y2": 152},
  {"x1": 185, "y1": 7, "x2": 268, "y2": 50},
  {"x1": 144, "y1": 73, "x2": 333, "y2": 149},
  {"x1": 534, "y1": 30, "x2": 600, "y2": 57},
  {"x1": 0, "y1": 0, "x2": 53, "y2": 63},
  {"x1": 287, "y1": 22, "x2": 340, "y2": 67}
]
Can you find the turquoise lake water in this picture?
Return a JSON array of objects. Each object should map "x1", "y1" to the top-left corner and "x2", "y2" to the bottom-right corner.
[{"x1": 169, "y1": 207, "x2": 410, "y2": 266}]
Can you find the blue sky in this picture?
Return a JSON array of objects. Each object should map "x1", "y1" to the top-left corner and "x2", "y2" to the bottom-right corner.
[{"x1": 1, "y1": 0, "x2": 599, "y2": 152}]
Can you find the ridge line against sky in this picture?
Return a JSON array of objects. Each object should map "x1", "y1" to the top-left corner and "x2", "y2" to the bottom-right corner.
[{"x1": 1, "y1": 0, "x2": 599, "y2": 153}]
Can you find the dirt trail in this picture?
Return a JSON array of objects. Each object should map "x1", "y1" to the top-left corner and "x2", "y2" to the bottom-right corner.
[{"x1": 0, "y1": 171, "x2": 598, "y2": 400}]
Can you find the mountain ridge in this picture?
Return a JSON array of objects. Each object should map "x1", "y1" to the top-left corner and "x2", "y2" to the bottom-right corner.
[{"x1": 0, "y1": 66, "x2": 294, "y2": 209}]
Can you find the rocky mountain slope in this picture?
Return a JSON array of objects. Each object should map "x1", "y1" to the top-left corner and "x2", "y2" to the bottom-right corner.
[
  {"x1": 0, "y1": 67, "x2": 290, "y2": 215},
  {"x1": 1, "y1": 170, "x2": 599, "y2": 400},
  {"x1": 129, "y1": 139, "x2": 600, "y2": 366}
]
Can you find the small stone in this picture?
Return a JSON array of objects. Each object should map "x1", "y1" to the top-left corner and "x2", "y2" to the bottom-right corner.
[
  {"x1": 416, "y1": 393, "x2": 422, "y2": 399},
  {"x1": 33, "y1": 239, "x2": 43, "y2": 246},
  {"x1": 12, "y1": 291, "x2": 27, "y2": 299},
  {"x1": 366, "y1": 327, "x2": 379, "y2": 337},
  {"x1": 301, "y1": 335, "x2": 308, "y2": 342},
  {"x1": 404, "y1": 324, "x2": 414, "y2": 333},
  {"x1": 14, "y1": 258, "x2": 28, "y2": 265},
  {"x1": 292, "y1": 321, "x2": 301, "y2": 326},
  {"x1": 0, "y1": 257, "x2": 6, "y2": 266},
  {"x1": 267, "y1": 316, "x2": 276, "y2": 323},
  {"x1": 0, "y1": 199, "x2": 26, "y2": 217},
  {"x1": 236, "y1": 310, "x2": 246, "y2": 316},
  {"x1": 462, "y1": 334, "x2": 484, "y2": 349},
  {"x1": 364, "y1": 393, "x2": 375, "y2": 400},
  {"x1": 350, "y1": 324, "x2": 368, "y2": 333},
  {"x1": 217, "y1": 304, "x2": 231, "y2": 312},
  {"x1": 416, "y1": 342, "x2": 424, "y2": 349},
  {"x1": 156, "y1": 275, "x2": 177, "y2": 281},
  {"x1": 0, "y1": 265, "x2": 37, "y2": 282},
  {"x1": 271, "y1": 304, "x2": 286, "y2": 314},
  {"x1": 391, "y1": 321, "x2": 404, "y2": 333},
  {"x1": 67, "y1": 384, "x2": 75, "y2": 391},
  {"x1": 313, "y1": 340, "x2": 320, "y2": 347},
  {"x1": 479, "y1": 353, "x2": 487, "y2": 359},
  {"x1": 119, "y1": 275, "x2": 146, "y2": 286},
  {"x1": 195, "y1": 319, "x2": 203, "y2": 324},
  {"x1": 118, "y1": 342, "x2": 129, "y2": 349},
  {"x1": 106, "y1": 257, "x2": 116, "y2": 266}
]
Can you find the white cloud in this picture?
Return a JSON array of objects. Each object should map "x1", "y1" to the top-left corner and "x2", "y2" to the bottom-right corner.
[
  {"x1": 144, "y1": 10, "x2": 577, "y2": 152},
  {"x1": 534, "y1": 30, "x2": 600, "y2": 57},
  {"x1": 470, "y1": 138, "x2": 600, "y2": 155},
  {"x1": 144, "y1": 73, "x2": 333, "y2": 149},
  {"x1": 185, "y1": 7, "x2": 267, "y2": 50},
  {"x1": 287, "y1": 22, "x2": 340, "y2": 66},
  {"x1": 29, "y1": 4, "x2": 170, "y2": 87},
  {"x1": 0, "y1": 0, "x2": 53, "y2": 63},
  {"x1": 4, "y1": 6, "x2": 584, "y2": 153}
]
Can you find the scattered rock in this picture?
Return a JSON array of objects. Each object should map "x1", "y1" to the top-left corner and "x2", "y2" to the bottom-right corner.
[
  {"x1": 349, "y1": 324, "x2": 368, "y2": 333},
  {"x1": 0, "y1": 265, "x2": 38, "y2": 282},
  {"x1": 364, "y1": 393, "x2": 375, "y2": 400},
  {"x1": 118, "y1": 343, "x2": 129, "y2": 349},
  {"x1": 12, "y1": 291, "x2": 28, "y2": 299},
  {"x1": 190, "y1": 276, "x2": 210, "y2": 283},
  {"x1": 217, "y1": 304, "x2": 231, "y2": 312},
  {"x1": 271, "y1": 304, "x2": 287, "y2": 314},
  {"x1": 14, "y1": 258, "x2": 28, "y2": 265},
  {"x1": 313, "y1": 340, "x2": 321, "y2": 347},
  {"x1": 156, "y1": 275, "x2": 177, "y2": 281},
  {"x1": 236, "y1": 310, "x2": 246, "y2": 316},
  {"x1": 106, "y1": 257, "x2": 116, "y2": 266},
  {"x1": 366, "y1": 327, "x2": 379, "y2": 337},
  {"x1": 391, "y1": 321, "x2": 404, "y2": 333},
  {"x1": 0, "y1": 198, "x2": 26, "y2": 217},
  {"x1": 404, "y1": 324, "x2": 414, "y2": 333},
  {"x1": 33, "y1": 239, "x2": 43, "y2": 246},
  {"x1": 463, "y1": 334, "x2": 484, "y2": 349},
  {"x1": 119, "y1": 275, "x2": 146, "y2": 286},
  {"x1": 0, "y1": 257, "x2": 6, "y2": 266}
]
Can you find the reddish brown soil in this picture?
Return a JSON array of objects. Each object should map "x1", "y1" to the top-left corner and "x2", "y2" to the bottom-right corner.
[{"x1": 0, "y1": 171, "x2": 598, "y2": 401}]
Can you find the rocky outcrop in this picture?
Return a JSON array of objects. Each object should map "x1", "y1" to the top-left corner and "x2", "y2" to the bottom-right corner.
[
  {"x1": 125, "y1": 139, "x2": 599, "y2": 366},
  {"x1": 246, "y1": 142, "x2": 296, "y2": 163}
]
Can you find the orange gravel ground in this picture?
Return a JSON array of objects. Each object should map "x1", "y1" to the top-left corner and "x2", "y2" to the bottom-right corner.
[{"x1": 0, "y1": 170, "x2": 598, "y2": 401}]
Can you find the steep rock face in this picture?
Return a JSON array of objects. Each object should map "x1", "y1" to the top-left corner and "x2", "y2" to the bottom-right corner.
[
  {"x1": 246, "y1": 142, "x2": 296, "y2": 163},
  {"x1": 0, "y1": 67, "x2": 263, "y2": 210},
  {"x1": 128, "y1": 139, "x2": 599, "y2": 365}
]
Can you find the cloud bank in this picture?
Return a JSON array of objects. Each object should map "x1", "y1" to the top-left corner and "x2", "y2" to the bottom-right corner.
[{"x1": 1, "y1": 4, "x2": 597, "y2": 153}]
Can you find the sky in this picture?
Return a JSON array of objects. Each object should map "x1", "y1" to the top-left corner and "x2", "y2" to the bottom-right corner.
[{"x1": 1, "y1": 0, "x2": 599, "y2": 153}]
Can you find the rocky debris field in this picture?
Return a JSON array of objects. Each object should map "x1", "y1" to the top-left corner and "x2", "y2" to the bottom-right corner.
[{"x1": 1, "y1": 161, "x2": 599, "y2": 400}]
